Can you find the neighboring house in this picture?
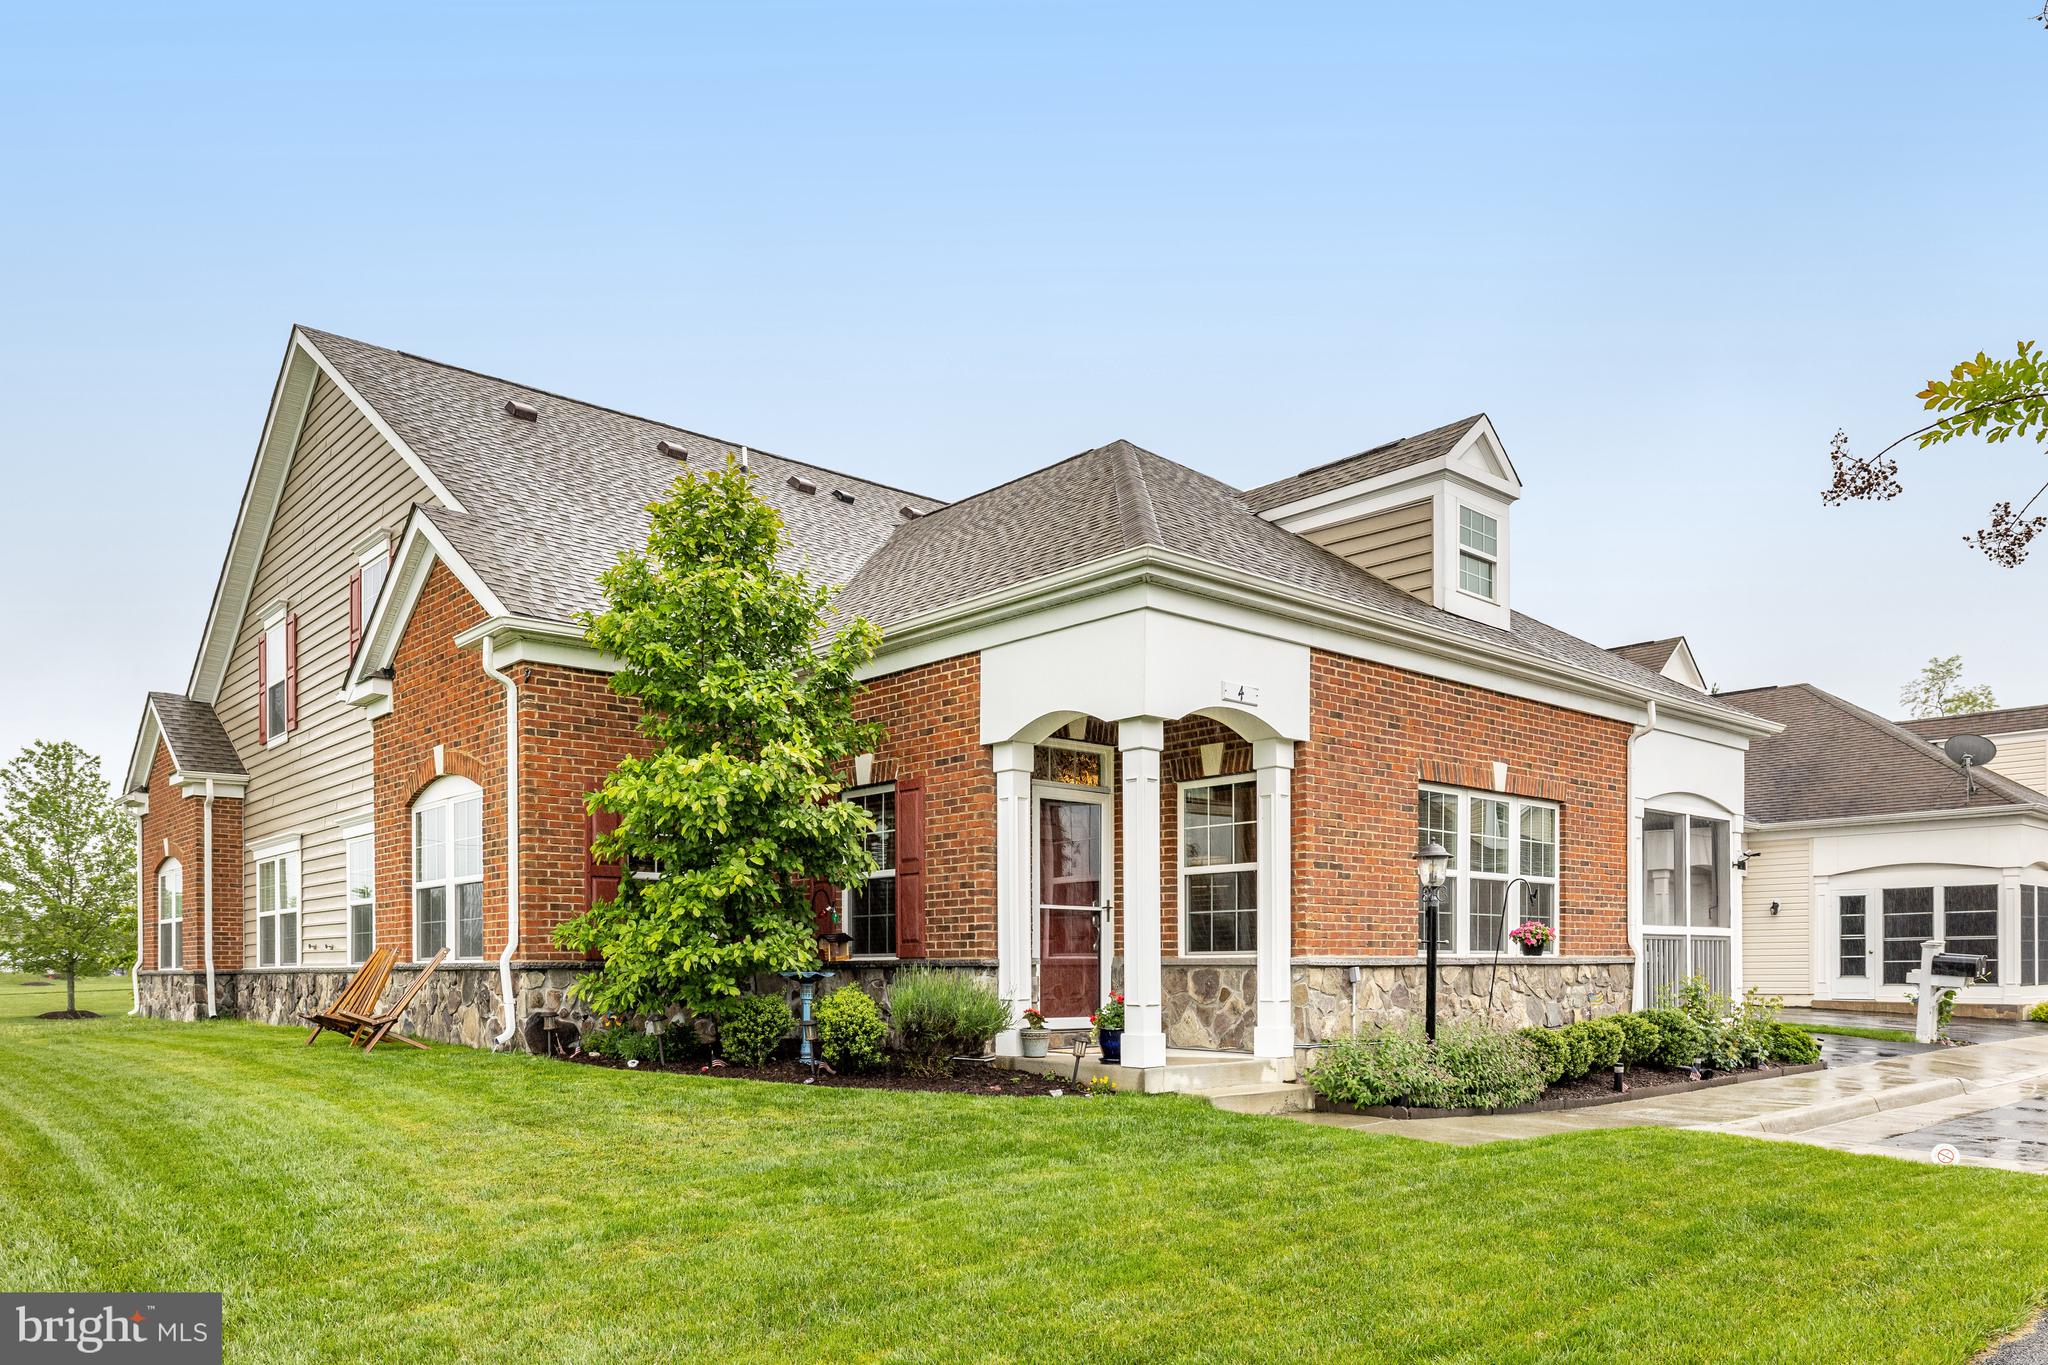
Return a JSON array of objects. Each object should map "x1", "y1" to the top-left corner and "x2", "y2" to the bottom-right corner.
[
  {"x1": 1608, "y1": 636, "x2": 1710, "y2": 694},
  {"x1": 1729, "y1": 684, "x2": 2048, "y2": 1017},
  {"x1": 1900, "y1": 705, "x2": 2048, "y2": 797},
  {"x1": 124, "y1": 327, "x2": 1773, "y2": 1066}
]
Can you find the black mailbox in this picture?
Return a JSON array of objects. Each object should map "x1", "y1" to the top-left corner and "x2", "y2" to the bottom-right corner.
[{"x1": 1931, "y1": 951, "x2": 1987, "y2": 979}]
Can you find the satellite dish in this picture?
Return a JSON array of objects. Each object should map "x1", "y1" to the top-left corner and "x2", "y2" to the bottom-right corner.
[{"x1": 1944, "y1": 734, "x2": 1997, "y2": 797}]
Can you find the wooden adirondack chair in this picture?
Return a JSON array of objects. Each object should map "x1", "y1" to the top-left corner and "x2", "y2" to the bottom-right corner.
[
  {"x1": 350, "y1": 948, "x2": 448, "y2": 1053},
  {"x1": 301, "y1": 946, "x2": 398, "y2": 1046}
]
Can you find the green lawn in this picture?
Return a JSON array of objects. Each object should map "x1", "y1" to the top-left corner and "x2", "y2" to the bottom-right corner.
[
  {"x1": 0, "y1": 969, "x2": 132, "y2": 1020},
  {"x1": 1801, "y1": 1022, "x2": 1922, "y2": 1044},
  {"x1": 3, "y1": 1017, "x2": 2046, "y2": 1364}
]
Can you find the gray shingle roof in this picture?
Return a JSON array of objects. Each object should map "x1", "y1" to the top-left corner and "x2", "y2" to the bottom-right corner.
[
  {"x1": 1719, "y1": 683, "x2": 2048, "y2": 824},
  {"x1": 147, "y1": 692, "x2": 245, "y2": 777},
  {"x1": 1608, "y1": 638, "x2": 1685, "y2": 674},
  {"x1": 1241, "y1": 415, "x2": 1486, "y2": 513},
  {"x1": 837, "y1": 438, "x2": 1758, "y2": 722},
  {"x1": 1900, "y1": 704, "x2": 2048, "y2": 742},
  {"x1": 302, "y1": 328, "x2": 944, "y2": 622}
]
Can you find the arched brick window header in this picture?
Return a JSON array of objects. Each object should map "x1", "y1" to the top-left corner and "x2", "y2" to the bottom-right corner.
[{"x1": 400, "y1": 748, "x2": 488, "y2": 807}]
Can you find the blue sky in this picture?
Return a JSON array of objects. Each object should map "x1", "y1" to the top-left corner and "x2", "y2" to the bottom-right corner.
[{"x1": 2, "y1": 2, "x2": 2044, "y2": 779}]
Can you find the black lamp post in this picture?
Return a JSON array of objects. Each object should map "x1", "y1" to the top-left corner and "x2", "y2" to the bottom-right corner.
[{"x1": 1414, "y1": 839, "x2": 1451, "y2": 1043}]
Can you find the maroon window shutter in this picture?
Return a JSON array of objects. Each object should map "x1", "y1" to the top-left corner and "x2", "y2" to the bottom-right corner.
[
  {"x1": 894, "y1": 775, "x2": 926, "y2": 959},
  {"x1": 584, "y1": 809, "x2": 623, "y2": 910},
  {"x1": 283, "y1": 613, "x2": 300, "y2": 732},
  {"x1": 348, "y1": 566, "x2": 364, "y2": 655},
  {"x1": 256, "y1": 633, "x2": 269, "y2": 744}
]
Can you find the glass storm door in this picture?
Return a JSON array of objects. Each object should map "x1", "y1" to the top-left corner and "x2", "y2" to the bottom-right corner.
[
  {"x1": 1036, "y1": 794, "x2": 1106, "y2": 1022},
  {"x1": 1834, "y1": 892, "x2": 1874, "y2": 999}
]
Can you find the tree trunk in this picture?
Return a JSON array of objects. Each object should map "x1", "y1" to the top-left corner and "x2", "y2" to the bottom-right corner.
[{"x1": 65, "y1": 969, "x2": 76, "y2": 1014}]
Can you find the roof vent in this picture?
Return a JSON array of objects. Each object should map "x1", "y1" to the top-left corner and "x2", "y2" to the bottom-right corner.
[
  {"x1": 504, "y1": 400, "x2": 539, "y2": 422},
  {"x1": 899, "y1": 505, "x2": 923, "y2": 520},
  {"x1": 656, "y1": 439, "x2": 688, "y2": 461},
  {"x1": 787, "y1": 475, "x2": 818, "y2": 495},
  {"x1": 831, "y1": 489, "x2": 856, "y2": 505}
]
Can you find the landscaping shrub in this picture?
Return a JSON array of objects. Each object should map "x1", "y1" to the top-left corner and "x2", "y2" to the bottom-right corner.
[
  {"x1": 582, "y1": 1016, "x2": 693, "y2": 1064},
  {"x1": 717, "y1": 994, "x2": 794, "y2": 1068},
  {"x1": 1767, "y1": 1022, "x2": 1821, "y2": 1065},
  {"x1": 889, "y1": 968, "x2": 1013, "y2": 1073},
  {"x1": 1573, "y1": 1017, "x2": 1625, "y2": 1072},
  {"x1": 817, "y1": 985, "x2": 886, "y2": 1071},
  {"x1": 1518, "y1": 1026, "x2": 1569, "y2": 1084},
  {"x1": 2030, "y1": 1001, "x2": 2048, "y2": 1024},
  {"x1": 1615, "y1": 1011, "x2": 1662, "y2": 1065},
  {"x1": 1308, "y1": 1022, "x2": 1541, "y2": 1111},
  {"x1": 1642, "y1": 1007, "x2": 1705, "y2": 1069},
  {"x1": 1308, "y1": 1026, "x2": 1439, "y2": 1108},
  {"x1": 1410, "y1": 1021, "x2": 1545, "y2": 1110},
  {"x1": 1557, "y1": 1024, "x2": 1595, "y2": 1081}
]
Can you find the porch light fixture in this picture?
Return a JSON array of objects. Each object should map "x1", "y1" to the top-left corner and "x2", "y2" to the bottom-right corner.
[{"x1": 1414, "y1": 840, "x2": 1451, "y2": 1043}]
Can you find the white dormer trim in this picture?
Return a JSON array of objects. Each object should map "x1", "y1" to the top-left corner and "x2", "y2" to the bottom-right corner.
[
  {"x1": 1662, "y1": 639, "x2": 1708, "y2": 692},
  {"x1": 1260, "y1": 415, "x2": 1519, "y2": 629}
]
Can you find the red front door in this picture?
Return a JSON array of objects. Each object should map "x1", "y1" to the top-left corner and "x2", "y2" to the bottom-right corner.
[{"x1": 1037, "y1": 795, "x2": 1104, "y2": 1020}]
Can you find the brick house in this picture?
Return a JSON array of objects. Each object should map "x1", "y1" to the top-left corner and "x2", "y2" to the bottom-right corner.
[{"x1": 124, "y1": 327, "x2": 1771, "y2": 1068}]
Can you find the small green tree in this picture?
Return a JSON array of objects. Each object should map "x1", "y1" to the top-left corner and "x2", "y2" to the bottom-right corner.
[
  {"x1": 1900, "y1": 655, "x2": 1998, "y2": 719},
  {"x1": 1826, "y1": 341, "x2": 2048, "y2": 565},
  {"x1": 553, "y1": 458, "x2": 882, "y2": 1020},
  {"x1": 0, "y1": 742, "x2": 136, "y2": 1015}
]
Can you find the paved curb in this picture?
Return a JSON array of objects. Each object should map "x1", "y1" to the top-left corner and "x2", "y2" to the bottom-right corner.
[{"x1": 1716, "y1": 1049, "x2": 2048, "y2": 1137}]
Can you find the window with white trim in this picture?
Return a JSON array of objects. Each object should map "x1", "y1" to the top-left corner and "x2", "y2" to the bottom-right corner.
[
  {"x1": 357, "y1": 540, "x2": 390, "y2": 627},
  {"x1": 1416, "y1": 785, "x2": 1559, "y2": 953},
  {"x1": 256, "y1": 845, "x2": 300, "y2": 967},
  {"x1": 1457, "y1": 505, "x2": 1499, "y2": 600},
  {"x1": 157, "y1": 860, "x2": 183, "y2": 970},
  {"x1": 262, "y1": 613, "x2": 288, "y2": 743},
  {"x1": 1181, "y1": 775, "x2": 1258, "y2": 954},
  {"x1": 413, "y1": 777, "x2": 483, "y2": 961},
  {"x1": 2022, "y1": 885, "x2": 2048, "y2": 988},
  {"x1": 346, "y1": 830, "x2": 375, "y2": 965},
  {"x1": 844, "y1": 787, "x2": 896, "y2": 957}
]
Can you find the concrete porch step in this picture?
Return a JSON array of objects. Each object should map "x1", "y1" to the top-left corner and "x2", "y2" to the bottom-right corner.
[
  {"x1": 998, "y1": 1048, "x2": 1288, "y2": 1095},
  {"x1": 1204, "y1": 1082, "x2": 1314, "y2": 1116}
]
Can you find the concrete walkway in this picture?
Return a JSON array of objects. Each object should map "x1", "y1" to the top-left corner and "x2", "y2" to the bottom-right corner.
[{"x1": 1291, "y1": 1033, "x2": 2048, "y2": 1171}]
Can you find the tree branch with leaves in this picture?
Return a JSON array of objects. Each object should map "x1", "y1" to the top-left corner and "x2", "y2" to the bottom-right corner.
[
  {"x1": 1826, "y1": 341, "x2": 2048, "y2": 566},
  {"x1": 552, "y1": 457, "x2": 883, "y2": 1023},
  {"x1": 1900, "y1": 655, "x2": 1998, "y2": 720}
]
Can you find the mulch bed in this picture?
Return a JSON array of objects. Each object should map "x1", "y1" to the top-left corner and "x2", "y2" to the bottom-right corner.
[
  {"x1": 36, "y1": 1010, "x2": 100, "y2": 1020},
  {"x1": 563, "y1": 1051, "x2": 1083, "y2": 1096},
  {"x1": 1317, "y1": 1059, "x2": 1830, "y2": 1120}
]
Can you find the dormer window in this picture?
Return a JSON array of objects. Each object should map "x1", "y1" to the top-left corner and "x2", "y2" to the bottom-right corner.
[{"x1": 1457, "y1": 506, "x2": 1499, "y2": 601}]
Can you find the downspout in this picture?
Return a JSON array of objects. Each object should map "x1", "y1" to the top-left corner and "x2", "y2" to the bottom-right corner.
[
  {"x1": 481, "y1": 637, "x2": 521, "y2": 1047},
  {"x1": 129, "y1": 818, "x2": 144, "y2": 1015},
  {"x1": 202, "y1": 779, "x2": 218, "y2": 1018},
  {"x1": 1626, "y1": 700, "x2": 1657, "y2": 1009}
]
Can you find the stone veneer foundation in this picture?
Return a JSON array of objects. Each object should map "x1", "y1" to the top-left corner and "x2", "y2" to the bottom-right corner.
[
  {"x1": 1293, "y1": 958, "x2": 1634, "y2": 1041},
  {"x1": 137, "y1": 964, "x2": 602, "y2": 1048}
]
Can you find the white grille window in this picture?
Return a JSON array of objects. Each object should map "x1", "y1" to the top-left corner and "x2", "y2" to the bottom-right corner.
[
  {"x1": 157, "y1": 860, "x2": 183, "y2": 970},
  {"x1": 1457, "y1": 506, "x2": 1499, "y2": 600},
  {"x1": 256, "y1": 845, "x2": 300, "y2": 967},
  {"x1": 1417, "y1": 785, "x2": 1559, "y2": 954},
  {"x1": 844, "y1": 787, "x2": 896, "y2": 957},
  {"x1": 413, "y1": 777, "x2": 483, "y2": 961},
  {"x1": 1181, "y1": 776, "x2": 1258, "y2": 954}
]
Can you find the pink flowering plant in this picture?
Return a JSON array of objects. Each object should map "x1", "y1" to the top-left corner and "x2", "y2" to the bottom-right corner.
[{"x1": 1508, "y1": 920, "x2": 1554, "y2": 951}]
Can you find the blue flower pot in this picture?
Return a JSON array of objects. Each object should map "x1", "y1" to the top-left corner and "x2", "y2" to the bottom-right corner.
[{"x1": 1098, "y1": 1028, "x2": 1123, "y2": 1064}]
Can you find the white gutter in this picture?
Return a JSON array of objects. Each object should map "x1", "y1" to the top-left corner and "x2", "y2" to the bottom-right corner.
[
  {"x1": 129, "y1": 817, "x2": 144, "y2": 1015},
  {"x1": 481, "y1": 637, "x2": 521, "y2": 1047},
  {"x1": 1625, "y1": 700, "x2": 1656, "y2": 1009},
  {"x1": 202, "y1": 779, "x2": 218, "y2": 1018}
]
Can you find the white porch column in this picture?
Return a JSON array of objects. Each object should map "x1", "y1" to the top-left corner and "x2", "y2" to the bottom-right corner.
[
  {"x1": 992, "y1": 741, "x2": 1036, "y2": 1057},
  {"x1": 1118, "y1": 717, "x2": 1167, "y2": 1069},
  {"x1": 1252, "y1": 738, "x2": 1295, "y2": 1062}
]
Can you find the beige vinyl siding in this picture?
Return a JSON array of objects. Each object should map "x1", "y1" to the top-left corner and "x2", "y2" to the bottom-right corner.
[
  {"x1": 1301, "y1": 498, "x2": 1432, "y2": 601},
  {"x1": 221, "y1": 375, "x2": 435, "y2": 966},
  {"x1": 1985, "y1": 732, "x2": 2048, "y2": 796},
  {"x1": 1740, "y1": 833, "x2": 1812, "y2": 1002}
]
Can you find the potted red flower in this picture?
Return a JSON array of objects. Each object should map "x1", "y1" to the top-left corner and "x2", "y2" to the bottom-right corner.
[
  {"x1": 1020, "y1": 1007, "x2": 1051, "y2": 1058},
  {"x1": 1509, "y1": 920, "x2": 1554, "y2": 956},
  {"x1": 1091, "y1": 992, "x2": 1127, "y2": 1063}
]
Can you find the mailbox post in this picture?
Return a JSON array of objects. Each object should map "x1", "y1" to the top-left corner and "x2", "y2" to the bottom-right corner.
[{"x1": 1904, "y1": 939, "x2": 1986, "y2": 1044}]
